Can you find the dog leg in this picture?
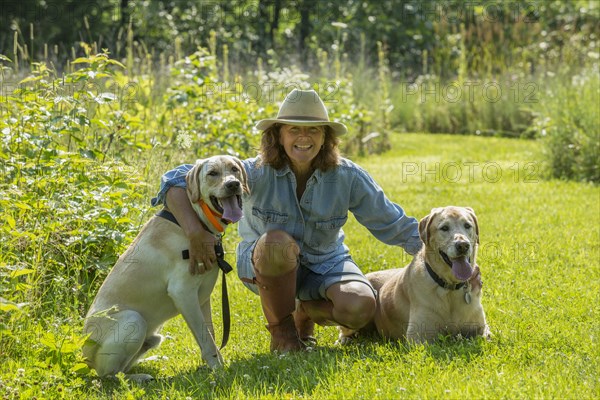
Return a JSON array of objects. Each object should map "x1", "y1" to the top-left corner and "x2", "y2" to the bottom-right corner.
[
  {"x1": 406, "y1": 316, "x2": 438, "y2": 344},
  {"x1": 336, "y1": 326, "x2": 358, "y2": 345},
  {"x1": 200, "y1": 299, "x2": 216, "y2": 340},
  {"x1": 123, "y1": 333, "x2": 163, "y2": 371},
  {"x1": 85, "y1": 310, "x2": 150, "y2": 378},
  {"x1": 167, "y1": 277, "x2": 223, "y2": 369}
]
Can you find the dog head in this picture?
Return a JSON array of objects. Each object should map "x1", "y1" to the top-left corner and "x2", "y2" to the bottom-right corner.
[
  {"x1": 419, "y1": 206, "x2": 479, "y2": 282},
  {"x1": 185, "y1": 155, "x2": 249, "y2": 232}
]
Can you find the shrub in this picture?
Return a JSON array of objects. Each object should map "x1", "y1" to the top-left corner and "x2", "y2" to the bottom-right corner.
[
  {"x1": 0, "y1": 52, "x2": 151, "y2": 323},
  {"x1": 532, "y1": 69, "x2": 599, "y2": 183}
]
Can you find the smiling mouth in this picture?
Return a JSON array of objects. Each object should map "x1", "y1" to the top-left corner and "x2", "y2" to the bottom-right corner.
[{"x1": 294, "y1": 144, "x2": 313, "y2": 151}]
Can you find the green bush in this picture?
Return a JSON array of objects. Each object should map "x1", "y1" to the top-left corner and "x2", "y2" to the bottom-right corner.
[
  {"x1": 0, "y1": 52, "x2": 149, "y2": 323},
  {"x1": 532, "y1": 69, "x2": 599, "y2": 183}
]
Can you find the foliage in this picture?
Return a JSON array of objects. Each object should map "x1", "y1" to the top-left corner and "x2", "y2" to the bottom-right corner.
[
  {"x1": 0, "y1": 50, "x2": 148, "y2": 369},
  {"x1": 532, "y1": 69, "x2": 599, "y2": 182},
  {"x1": 2, "y1": 1, "x2": 598, "y2": 80}
]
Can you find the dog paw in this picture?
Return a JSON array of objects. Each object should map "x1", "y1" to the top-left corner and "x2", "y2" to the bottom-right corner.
[
  {"x1": 205, "y1": 353, "x2": 224, "y2": 369},
  {"x1": 336, "y1": 326, "x2": 358, "y2": 345},
  {"x1": 335, "y1": 332, "x2": 358, "y2": 346},
  {"x1": 127, "y1": 373, "x2": 155, "y2": 383},
  {"x1": 139, "y1": 355, "x2": 168, "y2": 363},
  {"x1": 482, "y1": 326, "x2": 492, "y2": 340}
]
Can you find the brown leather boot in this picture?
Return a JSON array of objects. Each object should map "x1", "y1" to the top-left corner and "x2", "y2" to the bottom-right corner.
[
  {"x1": 294, "y1": 300, "x2": 317, "y2": 346},
  {"x1": 267, "y1": 315, "x2": 306, "y2": 352},
  {"x1": 254, "y1": 268, "x2": 307, "y2": 352}
]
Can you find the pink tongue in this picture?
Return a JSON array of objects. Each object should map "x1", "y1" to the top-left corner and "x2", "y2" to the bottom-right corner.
[
  {"x1": 451, "y1": 257, "x2": 473, "y2": 281},
  {"x1": 221, "y1": 196, "x2": 243, "y2": 223}
]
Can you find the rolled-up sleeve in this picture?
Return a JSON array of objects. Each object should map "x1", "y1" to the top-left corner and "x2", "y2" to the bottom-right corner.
[{"x1": 150, "y1": 164, "x2": 194, "y2": 207}]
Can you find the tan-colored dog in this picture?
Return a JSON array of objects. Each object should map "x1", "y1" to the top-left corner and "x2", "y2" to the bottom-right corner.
[
  {"x1": 83, "y1": 156, "x2": 248, "y2": 382},
  {"x1": 339, "y1": 206, "x2": 489, "y2": 344}
]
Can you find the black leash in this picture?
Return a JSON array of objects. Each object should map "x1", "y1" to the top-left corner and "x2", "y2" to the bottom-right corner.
[
  {"x1": 157, "y1": 209, "x2": 232, "y2": 349},
  {"x1": 213, "y1": 241, "x2": 233, "y2": 349}
]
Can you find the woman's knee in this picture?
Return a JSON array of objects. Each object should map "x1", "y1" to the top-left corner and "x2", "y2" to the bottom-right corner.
[
  {"x1": 328, "y1": 282, "x2": 376, "y2": 329},
  {"x1": 253, "y1": 230, "x2": 299, "y2": 276}
]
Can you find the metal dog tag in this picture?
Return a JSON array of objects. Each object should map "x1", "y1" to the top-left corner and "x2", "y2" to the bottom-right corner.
[
  {"x1": 464, "y1": 291, "x2": 472, "y2": 304},
  {"x1": 463, "y1": 282, "x2": 472, "y2": 304}
]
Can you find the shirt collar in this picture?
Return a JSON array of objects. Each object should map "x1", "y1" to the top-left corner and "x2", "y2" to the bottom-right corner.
[
  {"x1": 275, "y1": 164, "x2": 291, "y2": 177},
  {"x1": 275, "y1": 164, "x2": 323, "y2": 182}
]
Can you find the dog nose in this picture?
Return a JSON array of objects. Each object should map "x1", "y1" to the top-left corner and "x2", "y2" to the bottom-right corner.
[
  {"x1": 455, "y1": 240, "x2": 470, "y2": 254},
  {"x1": 225, "y1": 181, "x2": 241, "y2": 190}
]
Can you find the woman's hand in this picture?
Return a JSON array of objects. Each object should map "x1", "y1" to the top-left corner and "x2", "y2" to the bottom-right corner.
[
  {"x1": 165, "y1": 187, "x2": 217, "y2": 274},
  {"x1": 186, "y1": 224, "x2": 217, "y2": 274}
]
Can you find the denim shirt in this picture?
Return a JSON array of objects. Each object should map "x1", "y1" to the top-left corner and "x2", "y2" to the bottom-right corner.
[{"x1": 151, "y1": 157, "x2": 422, "y2": 274}]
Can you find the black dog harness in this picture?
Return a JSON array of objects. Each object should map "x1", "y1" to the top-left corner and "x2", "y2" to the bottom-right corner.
[{"x1": 156, "y1": 209, "x2": 233, "y2": 349}]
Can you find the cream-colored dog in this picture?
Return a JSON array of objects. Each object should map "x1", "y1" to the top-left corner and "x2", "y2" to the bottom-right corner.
[
  {"x1": 339, "y1": 206, "x2": 489, "y2": 344},
  {"x1": 83, "y1": 156, "x2": 248, "y2": 382}
]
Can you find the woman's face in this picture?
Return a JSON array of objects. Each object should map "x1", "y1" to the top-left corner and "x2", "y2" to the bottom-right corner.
[{"x1": 279, "y1": 124, "x2": 325, "y2": 170}]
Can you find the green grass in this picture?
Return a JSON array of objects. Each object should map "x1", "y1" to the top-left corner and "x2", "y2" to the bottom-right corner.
[{"x1": 1, "y1": 133, "x2": 598, "y2": 399}]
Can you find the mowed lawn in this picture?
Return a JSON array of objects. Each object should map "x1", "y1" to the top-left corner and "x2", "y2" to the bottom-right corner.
[{"x1": 5, "y1": 133, "x2": 598, "y2": 399}]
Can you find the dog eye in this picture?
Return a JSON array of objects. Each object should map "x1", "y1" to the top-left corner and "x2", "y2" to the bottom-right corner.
[
  {"x1": 231, "y1": 166, "x2": 240, "y2": 173},
  {"x1": 464, "y1": 223, "x2": 472, "y2": 229},
  {"x1": 440, "y1": 225, "x2": 450, "y2": 232},
  {"x1": 207, "y1": 170, "x2": 219, "y2": 177}
]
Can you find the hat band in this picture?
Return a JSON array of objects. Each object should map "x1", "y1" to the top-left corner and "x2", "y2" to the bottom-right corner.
[{"x1": 277, "y1": 115, "x2": 329, "y2": 121}]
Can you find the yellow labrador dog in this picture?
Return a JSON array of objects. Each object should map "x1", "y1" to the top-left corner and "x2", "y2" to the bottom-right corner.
[
  {"x1": 83, "y1": 156, "x2": 248, "y2": 382},
  {"x1": 339, "y1": 206, "x2": 489, "y2": 344}
]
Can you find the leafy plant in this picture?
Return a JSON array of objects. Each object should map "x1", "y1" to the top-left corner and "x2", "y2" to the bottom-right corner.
[{"x1": 532, "y1": 69, "x2": 600, "y2": 182}]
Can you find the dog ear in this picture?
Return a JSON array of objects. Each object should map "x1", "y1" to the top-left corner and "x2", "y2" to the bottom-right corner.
[
  {"x1": 418, "y1": 215, "x2": 431, "y2": 244},
  {"x1": 419, "y1": 208, "x2": 442, "y2": 245},
  {"x1": 185, "y1": 159, "x2": 206, "y2": 203},
  {"x1": 233, "y1": 157, "x2": 250, "y2": 195},
  {"x1": 464, "y1": 207, "x2": 480, "y2": 244}
]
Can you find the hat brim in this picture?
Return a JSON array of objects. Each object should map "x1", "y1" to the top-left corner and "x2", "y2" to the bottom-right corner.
[{"x1": 255, "y1": 119, "x2": 347, "y2": 136}]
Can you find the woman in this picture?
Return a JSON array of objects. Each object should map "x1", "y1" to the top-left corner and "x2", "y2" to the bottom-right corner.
[{"x1": 152, "y1": 89, "x2": 422, "y2": 352}]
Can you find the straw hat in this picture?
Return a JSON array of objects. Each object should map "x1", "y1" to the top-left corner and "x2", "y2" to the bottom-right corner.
[{"x1": 255, "y1": 89, "x2": 347, "y2": 136}]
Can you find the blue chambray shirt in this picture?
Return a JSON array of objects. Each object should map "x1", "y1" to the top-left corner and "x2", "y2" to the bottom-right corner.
[{"x1": 151, "y1": 157, "x2": 422, "y2": 275}]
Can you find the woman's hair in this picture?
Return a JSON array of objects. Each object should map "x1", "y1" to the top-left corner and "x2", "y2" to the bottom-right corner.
[{"x1": 259, "y1": 124, "x2": 341, "y2": 171}]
